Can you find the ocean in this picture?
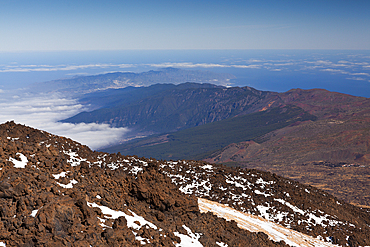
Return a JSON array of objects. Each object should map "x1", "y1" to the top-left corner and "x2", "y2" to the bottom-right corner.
[{"x1": 0, "y1": 49, "x2": 369, "y2": 97}]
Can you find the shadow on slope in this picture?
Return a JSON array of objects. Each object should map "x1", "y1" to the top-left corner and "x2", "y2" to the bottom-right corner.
[{"x1": 101, "y1": 105, "x2": 317, "y2": 160}]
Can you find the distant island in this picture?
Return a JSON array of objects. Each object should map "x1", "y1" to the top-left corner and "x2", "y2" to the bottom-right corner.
[{"x1": 28, "y1": 67, "x2": 236, "y2": 95}]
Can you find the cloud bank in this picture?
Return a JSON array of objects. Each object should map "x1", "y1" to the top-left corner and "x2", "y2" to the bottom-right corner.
[
  {"x1": 0, "y1": 63, "x2": 135, "y2": 73},
  {"x1": 0, "y1": 93, "x2": 129, "y2": 150},
  {"x1": 1, "y1": 52, "x2": 369, "y2": 84}
]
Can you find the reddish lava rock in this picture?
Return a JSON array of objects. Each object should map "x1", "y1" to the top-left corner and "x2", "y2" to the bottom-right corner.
[{"x1": 0, "y1": 121, "x2": 288, "y2": 246}]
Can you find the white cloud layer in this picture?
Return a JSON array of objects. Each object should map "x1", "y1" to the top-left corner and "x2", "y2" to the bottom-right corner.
[
  {"x1": 147, "y1": 62, "x2": 262, "y2": 69},
  {"x1": 0, "y1": 54, "x2": 368, "y2": 84},
  {"x1": 0, "y1": 93, "x2": 128, "y2": 150},
  {"x1": 0, "y1": 63, "x2": 135, "y2": 73}
]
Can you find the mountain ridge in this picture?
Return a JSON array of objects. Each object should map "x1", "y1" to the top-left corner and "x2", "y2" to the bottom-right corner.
[{"x1": 64, "y1": 83, "x2": 272, "y2": 135}]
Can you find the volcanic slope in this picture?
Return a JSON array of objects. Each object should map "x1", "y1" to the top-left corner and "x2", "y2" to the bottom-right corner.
[
  {"x1": 64, "y1": 82, "x2": 272, "y2": 134},
  {"x1": 0, "y1": 122, "x2": 369, "y2": 246},
  {"x1": 203, "y1": 88, "x2": 370, "y2": 207},
  {"x1": 103, "y1": 104, "x2": 317, "y2": 160},
  {"x1": 0, "y1": 122, "x2": 283, "y2": 247}
]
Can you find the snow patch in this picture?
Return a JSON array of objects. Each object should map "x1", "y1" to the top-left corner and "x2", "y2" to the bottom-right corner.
[
  {"x1": 56, "y1": 179, "x2": 78, "y2": 189},
  {"x1": 216, "y1": 242, "x2": 228, "y2": 247},
  {"x1": 179, "y1": 179, "x2": 212, "y2": 196},
  {"x1": 52, "y1": 171, "x2": 70, "y2": 179},
  {"x1": 30, "y1": 209, "x2": 40, "y2": 217},
  {"x1": 256, "y1": 177, "x2": 274, "y2": 185},
  {"x1": 63, "y1": 150, "x2": 87, "y2": 166},
  {"x1": 130, "y1": 166, "x2": 143, "y2": 175},
  {"x1": 9, "y1": 153, "x2": 28, "y2": 168},
  {"x1": 275, "y1": 199, "x2": 305, "y2": 215},
  {"x1": 87, "y1": 202, "x2": 157, "y2": 230},
  {"x1": 174, "y1": 225, "x2": 203, "y2": 247},
  {"x1": 199, "y1": 198, "x2": 339, "y2": 247},
  {"x1": 200, "y1": 164, "x2": 213, "y2": 170},
  {"x1": 274, "y1": 199, "x2": 342, "y2": 227},
  {"x1": 7, "y1": 137, "x2": 19, "y2": 141}
]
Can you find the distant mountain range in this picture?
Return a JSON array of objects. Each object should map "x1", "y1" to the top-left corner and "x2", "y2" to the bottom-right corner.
[
  {"x1": 64, "y1": 81, "x2": 370, "y2": 168},
  {"x1": 1, "y1": 122, "x2": 369, "y2": 246},
  {"x1": 60, "y1": 76, "x2": 370, "y2": 208},
  {"x1": 64, "y1": 82, "x2": 271, "y2": 134},
  {"x1": 28, "y1": 67, "x2": 235, "y2": 95}
]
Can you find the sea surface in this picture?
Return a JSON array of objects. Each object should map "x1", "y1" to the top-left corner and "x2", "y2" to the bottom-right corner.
[{"x1": 0, "y1": 49, "x2": 370, "y2": 97}]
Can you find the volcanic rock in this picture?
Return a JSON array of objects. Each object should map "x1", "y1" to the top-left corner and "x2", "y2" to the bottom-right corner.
[{"x1": 0, "y1": 121, "x2": 289, "y2": 246}]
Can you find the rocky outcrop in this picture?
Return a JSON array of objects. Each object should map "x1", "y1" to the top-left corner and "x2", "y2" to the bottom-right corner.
[
  {"x1": 0, "y1": 121, "x2": 287, "y2": 246},
  {"x1": 0, "y1": 121, "x2": 369, "y2": 246}
]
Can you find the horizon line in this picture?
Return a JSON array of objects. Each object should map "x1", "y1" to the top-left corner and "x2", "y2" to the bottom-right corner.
[{"x1": 1, "y1": 48, "x2": 370, "y2": 53}]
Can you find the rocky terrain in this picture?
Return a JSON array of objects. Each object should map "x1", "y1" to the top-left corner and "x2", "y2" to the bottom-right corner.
[
  {"x1": 0, "y1": 122, "x2": 285, "y2": 246},
  {"x1": 0, "y1": 122, "x2": 369, "y2": 246}
]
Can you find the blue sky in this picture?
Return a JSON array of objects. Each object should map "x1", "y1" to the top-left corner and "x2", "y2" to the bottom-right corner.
[{"x1": 0, "y1": 0, "x2": 369, "y2": 51}]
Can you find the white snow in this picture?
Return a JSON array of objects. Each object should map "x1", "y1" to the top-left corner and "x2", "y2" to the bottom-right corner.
[
  {"x1": 174, "y1": 225, "x2": 203, "y2": 247},
  {"x1": 87, "y1": 202, "x2": 157, "y2": 230},
  {"x1": 274, "y1": 199, "x2": 341, "y2": 227},
  {"x1": 179, "y1": 179, "x2": 212, "y2": 196},
  {"x1": 9, "y1": 153, "x2": 28, "y2": 168},
  {"x1": 198, "y1": 198, "x2": 339, "y2": 247},
  {"x1": 256, "y1": 177, "x2": 274, "y2": 185},
  {"x1": 56, "y1": 179, "x2": 78, "y2": 189},
  {"x1": 97, "y1": 217, "x2": 111, "y2": 229},
  {"x1": 7, "y1": 137, "x2": 19, "y2": 141},
  {"x1": 256, "y1": 205, "x2": 272, "y2": 220},
  {"x1": 254, "y1": 190, "x2": 273, "y2": 197},
  {"x1": 216, "y1": 242, "x2": 228, "y2": 247},
  {"x1": 63, "y1": 150, "x2": 87, "y2": 166},
  {"x1": 30, "y1": 209, "x2": 39, "y2": 217},
  {"x1": 135, "y1": 235, "x2": 151, "y2": 245},
  {"x1": 200, "y1": 164, "x2": 213, "y2": 170},
  {"x1": 225, "y1": 175, "x2": 252, "y2": 190},
  {"x1": 164, "y1": 173, "x2": 188, "y2": 185},
  {"x1": 130, "y1": 166, "x2": 143, "y2": 175},
  {"x1": 275, "y1": 199, "x2": 305, "y2": 215},
  {"x1": 159, "y1": 159, "x2": 347, "y2": 233},
  {"x1": 106, "y1": 162, "x2": 120, "y2": 170},
  {"x1": 87, "y1": 201, "x2": 160, "y2": 244},
  {"x1": 52, "y1": 171, "x2": 69, "y2": 179}
]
